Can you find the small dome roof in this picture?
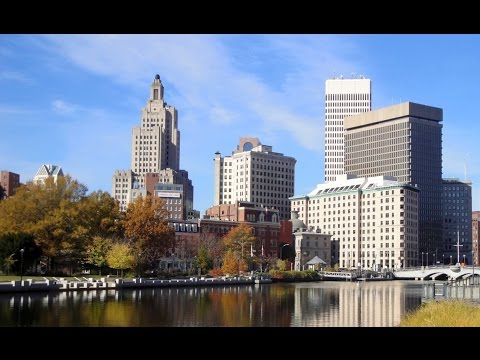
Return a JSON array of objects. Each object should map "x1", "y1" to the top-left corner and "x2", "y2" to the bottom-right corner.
[{"x1": 290, "y1": 211, "x2": 306, "y2": 231}]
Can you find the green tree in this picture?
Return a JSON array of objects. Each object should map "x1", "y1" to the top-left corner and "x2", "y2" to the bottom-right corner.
[
  {"x1": 106, "y1": 243, "x2": 136, "y2": 277},
  {"x1": 85, "y1": 236, "x2": 113, "y2": 275},
  {"x1": 0, "y1": 233, "x2": 41, "y2": 275},
  {"x1": 197, "y1": 244, "x2": 213, "y2": 274},
  {"x1": 123, "y1": 195, "x2": 175, "y2": 272},
  {"x1": 276, "y1": 259, "x2": 287, "y2": 271}
]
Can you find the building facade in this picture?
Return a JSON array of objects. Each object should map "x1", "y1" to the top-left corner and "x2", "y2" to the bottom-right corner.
[
  {"x1": 213, "y1": 137, "x2": 296, "y2": 220},
  {"x1": 472, "y1": 211, "x2": 480, "y2": 266},
  {"x1": 294, "y1": 230, "x2": 332, "y2": 271},
  {"x1": 205, "y1": 200, "x2": 279, "y2": 223},
  {"x1": 0, "y1": 171, "x2": 20, "y2": 200},
  {"x1": 324, "y1": 76, "x2": 371, "y2": 182},
  {"x1": 112, "y1": 75, "x2": 194, "y2": 217},
  {"x1": 442, "y1": 179, "x2": 472, "y2": 265},
  {"x1": 290, "y1": 175, "x2": 419, "y2": 270},
  {"x1": 33, "y1": 164, "x2": 64, "y2": 184},
  {"x1": 344, "y1": 102, "x2": 443, "y2": 262}
]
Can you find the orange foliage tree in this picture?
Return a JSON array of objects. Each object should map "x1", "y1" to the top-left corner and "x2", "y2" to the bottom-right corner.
[
  {"x1": 222, "y1": 223, "x2": 255, "y2": 274},
  {"x1": 221, "y1": 249, "x2": 247, "y2": 275},
  {"x1": 123, "y1": 195, "x2": 175, "y2": 271}
]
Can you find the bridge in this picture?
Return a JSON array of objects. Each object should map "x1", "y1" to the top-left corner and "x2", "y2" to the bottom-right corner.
[{"x1": 393, "y1": 265, "x2": 479, "y2": 281}]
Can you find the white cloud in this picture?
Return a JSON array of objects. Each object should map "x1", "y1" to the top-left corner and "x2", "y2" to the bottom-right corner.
[
  {"x1": 0, "y1": 71, "x2": 30, "y2": 83},
  {"x1": 210, "y1": 105, "x2": 237, "y2": 125},
  {"x1": 40, "y1": 34, "x2": 360, "y2": 155},
  {"x1": 52, "y1": 100, "x2": 78, "y2": 115},
  {"x1": 0, "y1": 104, "x2": 30, "y2": 114}
]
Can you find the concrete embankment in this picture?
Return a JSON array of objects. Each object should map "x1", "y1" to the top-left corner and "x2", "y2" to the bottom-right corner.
[{"x1": 0, "y1": 276, "x2": 272, "y2": 294}]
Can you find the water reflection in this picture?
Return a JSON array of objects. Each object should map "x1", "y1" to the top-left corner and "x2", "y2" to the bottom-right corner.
[{"x1": 0, "y1": 281, "x2": 423, "y2": 327}]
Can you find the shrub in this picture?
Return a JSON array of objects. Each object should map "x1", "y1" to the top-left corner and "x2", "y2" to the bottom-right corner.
[{"x1": 208, "y1": 268, "x2": 224, "y2": 277}]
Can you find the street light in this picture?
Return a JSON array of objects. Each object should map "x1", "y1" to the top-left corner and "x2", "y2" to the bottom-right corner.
[
  {"x1": 463, "y1": 254, "x2": 466, "y2": 266},
  {"x1": 442, "y1": 254, "x2": 445, "y2": 265},
  {"x1": 450, "y1": 255, "x2": 453, "y2": 265},
  {"x1": 421, "y1": 252, "x2": 424, "y2": 267},
  {"x1": 433, "y1": 253, "x2": 436, "y2": 267},
  {"x1": 279, "y1": 243, "x2": 289, "y2": 260},
  {"x1": 426, "y1": 252, "x2": 429, "y2": 267},
  {"x1": 20, "y1": 248, "x2": 24, "y2": 283}
]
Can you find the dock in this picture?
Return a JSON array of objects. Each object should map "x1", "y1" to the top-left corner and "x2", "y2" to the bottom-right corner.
[{"x1": 0, "y1": 276, "x2": 272, "y2": 294}]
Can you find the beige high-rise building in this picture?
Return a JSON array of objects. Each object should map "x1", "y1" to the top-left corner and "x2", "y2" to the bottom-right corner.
[
  {"x1": 324, "y1": 76, "x2": 371, "y2": 182},
  {"x1": 213, "y1": 137, "x2": 296, "y2": 220},
  {"x1": 344, "y1": 102, "x2": 443, "y2": 262},
  {"x1": 112, "y1": 75, "x2": 193, "y2": 216},
  {"x1": 290, "y1": 174, "x2": 419, "y2": 270}
]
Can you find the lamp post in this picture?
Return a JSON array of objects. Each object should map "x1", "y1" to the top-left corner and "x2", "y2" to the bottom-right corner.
[
  {"x1": 450, "y1": 255, "x2": 453, "y2": 265},
  {"x1": 426, "y1": 252, "x2": 429, "y2": 268},
  {"x1": 421, "y1": 252, "x2": 424, "y2": 267},
  {"x1": 463, "y1": 254, "x2": 466, "y2": 266},
  {"x1": 279, "y1": 243, "x2": 289, "y2": 260},
  {"x1": 433, "y1": 253, "x2": 436, "y2": 267},
  {"x1": 473, "y1": 248, "x2": 475, "y2": 285},
  {"x1": 442, "y1": 254, "x2": 445, "y2": 265},
  {"x1": 20, "y1": 248, "x2": 24, "y2": 283}
]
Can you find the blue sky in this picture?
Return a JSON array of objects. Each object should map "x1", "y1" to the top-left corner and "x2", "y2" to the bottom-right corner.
[{"x1": 1, "y1": 34, "x2": 480, "y2": 213}]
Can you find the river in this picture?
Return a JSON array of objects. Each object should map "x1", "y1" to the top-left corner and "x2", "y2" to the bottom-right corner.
[{"x1": 0, "y1": 280, "x2": 423, "y2": 326}]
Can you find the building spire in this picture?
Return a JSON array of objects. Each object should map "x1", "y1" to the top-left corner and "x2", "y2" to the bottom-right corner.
[{"x1": 151, "y1": 74, "x2": 164, "y2": 101}]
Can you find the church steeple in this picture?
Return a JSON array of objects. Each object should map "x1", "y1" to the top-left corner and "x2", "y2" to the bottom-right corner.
[{"x1": 150, "y1": 74, "x2": 164, "y2": 101}]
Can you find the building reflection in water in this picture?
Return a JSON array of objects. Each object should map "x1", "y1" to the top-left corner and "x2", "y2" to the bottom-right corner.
[
  {"x1": 0, "y1": 281, "x2": 422, "y2": 327},
  {"x1": 291, "y1": 281, "x2": 422, "y2": 327}
]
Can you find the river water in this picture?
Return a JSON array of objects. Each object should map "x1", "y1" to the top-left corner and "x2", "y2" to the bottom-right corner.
[{"x1": 0, "y1": 280, "x2": 423, "y2": 327}]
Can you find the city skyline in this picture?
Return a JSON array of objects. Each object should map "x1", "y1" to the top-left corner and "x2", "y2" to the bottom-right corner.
[{"x1": 1, "y1": 34, "x2": 480, "y2": 213}]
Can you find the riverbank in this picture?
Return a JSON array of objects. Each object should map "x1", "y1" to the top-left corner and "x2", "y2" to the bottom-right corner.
[
  {"x1": 400, "y1": 300, "x2": 480, "y2": 326},
  {"x1": 0, "y1": 276, "x2": 272, "y2": 294}
]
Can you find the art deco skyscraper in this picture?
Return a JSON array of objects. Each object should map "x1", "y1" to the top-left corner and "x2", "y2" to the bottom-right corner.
[
  {"x1": 112, "y1": 75, "x2": 193, "y2": 216},
  {"x1": 324, "y1": 76, "x2": 371, "y2": 182}
]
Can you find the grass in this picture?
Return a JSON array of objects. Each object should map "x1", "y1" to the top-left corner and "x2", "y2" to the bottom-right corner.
[{"x1": 401, "y1": 300, "x2": 480, "y2": 327}]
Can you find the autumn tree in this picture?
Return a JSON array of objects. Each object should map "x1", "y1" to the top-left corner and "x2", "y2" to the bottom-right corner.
[
  {"x1": 85, "y1": 236, "x2": 113, "y2": 275},
  {"x1": 123, "y1": 195, "x2": 175, "y2": 272},
  {"x1": 76, "y1": 191, "x2": 124, "y2": 240},
  {"x1": 223, "y1": 224, "x2": 255, "y2": 257},
  {"x1": 106, "y1": 243, "x2": 136, "y2": 277},
  {"x1": 0, "y1": 176, "x2": 89, "y2": 272},
  {"x1": 222, "y1": 249, "x2": 247, "y2": 275},
  {"x1": 222, "y1": 224, "x2": 256, "y2": 275}
]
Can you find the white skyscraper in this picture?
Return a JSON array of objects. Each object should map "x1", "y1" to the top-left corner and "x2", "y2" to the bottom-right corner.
[
  {"x1": 213, "y1": 137, "x2": 296, "y2": 220},
  {"x1": 324, "y1": 76, "x2": 371, "y2": 182}
]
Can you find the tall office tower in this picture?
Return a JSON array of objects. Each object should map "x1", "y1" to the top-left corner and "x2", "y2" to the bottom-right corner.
[
  {"x1": 112, "y1": 75, "x2": 193, "y2": 217},
  {"x1": 213, "y1": 137, "x2": 296, "y2": 220},
  {"x1": 324, "y1": 76, "x2": 371, "y2": 182},
  {"x1": 344, "y1": 102, "x2": 443, "y2": 262},
  {"x1": 472, "y1": 211, "x2": 480, "y2": 266},
  {"x1": 0, "y1": 170, "x2": 20, "y2": 200},
  {"x1": 442, "y1": 179, "x2": 472, "y2": 265},
  {"x1": 290, "y1": 174, "x2": 419, "y2": 269}
]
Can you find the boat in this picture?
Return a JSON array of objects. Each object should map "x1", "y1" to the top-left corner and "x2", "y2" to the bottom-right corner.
[{"x1": 449, "y1": 263, "x2": 461, "y2": 272}]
